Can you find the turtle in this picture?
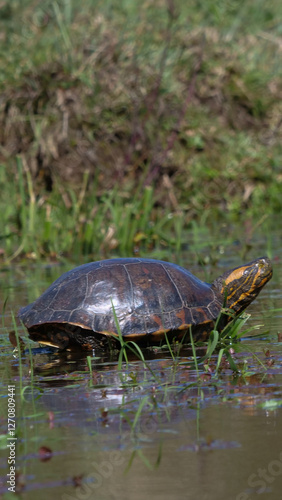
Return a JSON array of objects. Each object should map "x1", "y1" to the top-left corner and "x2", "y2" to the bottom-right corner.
[{"x1": 17, "y1": 256, "x2": 272, "y2": 350}]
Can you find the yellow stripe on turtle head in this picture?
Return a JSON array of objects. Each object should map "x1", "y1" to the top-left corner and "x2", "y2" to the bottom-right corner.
[{"x1": 215, "y1": 257, "x2": 272, "y2": 316}]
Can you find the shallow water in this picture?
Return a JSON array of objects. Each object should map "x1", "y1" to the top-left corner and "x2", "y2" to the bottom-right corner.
[{"x1": 0, "y1": 241, "x2": 282, "y2": 499}]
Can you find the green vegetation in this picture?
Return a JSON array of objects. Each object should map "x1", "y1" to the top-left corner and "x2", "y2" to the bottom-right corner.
[
  {"x1": 0, "y1": 1, "x2": 279, "y2": 485},
  {"x1": 0, "y1": 0, "x2": 281, "y2": 261}
]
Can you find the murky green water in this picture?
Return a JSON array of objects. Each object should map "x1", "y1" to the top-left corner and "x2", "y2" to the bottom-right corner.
[{"x1": 1, "y1": 239, "x2": 282, "y2": 499}]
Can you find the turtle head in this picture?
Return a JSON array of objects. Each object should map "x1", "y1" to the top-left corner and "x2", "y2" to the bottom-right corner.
[{"x1": 212, "y1": 257, "x2": 272, "y2": 315}]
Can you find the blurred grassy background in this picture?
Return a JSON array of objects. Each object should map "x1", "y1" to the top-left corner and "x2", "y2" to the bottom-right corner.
[{"x1": 0, "y1": 0, "x2": 281, "y2": 261}]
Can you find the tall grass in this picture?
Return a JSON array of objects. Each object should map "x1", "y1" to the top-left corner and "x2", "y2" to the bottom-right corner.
[
  {"x1": 0, "y1": 0, "x2": 281, "y2": 262},
  {"x1": 2, "y1": 157, "x2": 182, "y2": 261}
]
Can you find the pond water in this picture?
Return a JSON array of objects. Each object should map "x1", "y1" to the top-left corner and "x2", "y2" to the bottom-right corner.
[{"x1": 0, "y1": 236, "x2": 282, "y2": 500}]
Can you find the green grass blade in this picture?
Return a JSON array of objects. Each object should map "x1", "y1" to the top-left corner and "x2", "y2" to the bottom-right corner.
[
  {"x1": 132, "y1": 396, "x2": 149, "y2": 432},
  {"x1": 189, "y1": 328, "x2": 199, "y2": 378}
]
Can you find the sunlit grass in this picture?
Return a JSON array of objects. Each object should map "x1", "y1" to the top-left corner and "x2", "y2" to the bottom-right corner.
[
  {"x1": 0, "y1": 0, "x2": 281, "y2": 261},
  {"x1": 2, "y1": 157, "x2": 183, "y2": 261}
]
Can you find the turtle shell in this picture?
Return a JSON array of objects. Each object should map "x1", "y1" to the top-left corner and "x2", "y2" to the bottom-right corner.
[{"x1": 18, "y1": 258, "x2": 223, "y2": 349}]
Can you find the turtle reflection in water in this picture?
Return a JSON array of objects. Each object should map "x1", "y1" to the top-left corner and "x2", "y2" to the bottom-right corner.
[{"x1": 18, "y1": 257, "x2": 272, "y2": 350}]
